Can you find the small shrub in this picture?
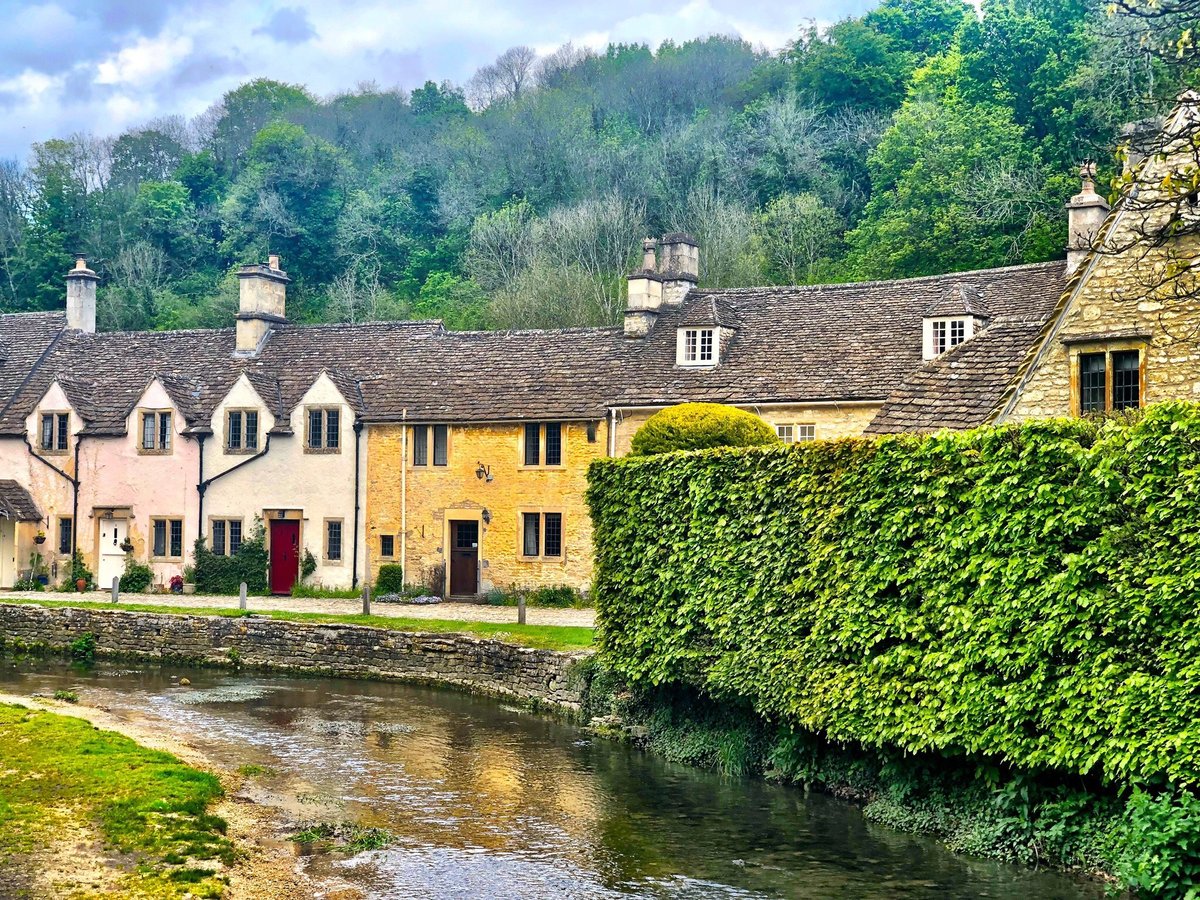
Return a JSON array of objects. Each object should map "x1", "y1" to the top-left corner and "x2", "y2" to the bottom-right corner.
[
  {"x1": 375, "y1": 564, "x2": 405, "y2": 595},
  {"x1": 301, "y1": 548, "x2": 317, "y2": 581},
  {"x1": 531, "y1": 585, "x2": 582, "y2": 608},
  {"x1": 61, "y1": 551, "x2": 94, "y2": 591},
  {"x1": 12, "y1": 578, "x2": 43, "y2": 592},
  {"x1": 53, "y1": 689, "x2": 78, "y2": 703},
  {"x1": 119, "y1": 560, "x2": 153, "y2": 593},
  {"x1": 630, "y1": 402, "x2": 778, "y2": 456},
  {"x1": 69, "y1": 632, "x2": 97, "y2": 663}
]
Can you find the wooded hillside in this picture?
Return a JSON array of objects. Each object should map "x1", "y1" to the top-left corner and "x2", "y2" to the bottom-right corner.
[{"x1": 0, "y1": 0, "x2": 1193, "y2": 332}]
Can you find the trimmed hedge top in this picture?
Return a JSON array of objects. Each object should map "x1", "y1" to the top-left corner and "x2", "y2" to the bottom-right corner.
[
  {"x1": 587, "y1": 404, "x2": 1200, "y2": 789},
  {"x1": 630, "y1": 402, "x2": 778, "y2": 456}
]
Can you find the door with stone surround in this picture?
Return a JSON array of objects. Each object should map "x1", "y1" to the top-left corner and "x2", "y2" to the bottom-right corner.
[
  {"x1": 0, "y1": 520, "x2": 14, "y2": 588},
  {"x1": 448, "y1": 520, "x2": 479, "y2": 598},
  {"x1": 269, "y1": 519, "x2": 300, "y2": 595},
  {"x1": 97, "y1": 518, "x2": 128, "y2": 592}
]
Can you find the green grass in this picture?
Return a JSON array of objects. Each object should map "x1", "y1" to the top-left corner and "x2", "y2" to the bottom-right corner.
[
  {"x1": 0, "y1": 703, "x2": 232, "y2": 898},
  {"x1": 0, "y1": 598, "x2": 595, "y2": 651}
]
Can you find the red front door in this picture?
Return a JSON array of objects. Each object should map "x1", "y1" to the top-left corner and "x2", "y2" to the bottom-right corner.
[{"x1": 269, "y1": 520, "x2": 300, "y2": 595}]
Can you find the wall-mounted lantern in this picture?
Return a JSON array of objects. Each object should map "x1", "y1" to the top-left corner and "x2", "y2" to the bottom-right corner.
[{"x1": 475, "y1": 462, "x2": 493, "y2": 482}]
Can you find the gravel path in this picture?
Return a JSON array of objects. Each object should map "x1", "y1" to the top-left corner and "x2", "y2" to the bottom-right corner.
[{"x1": 0, "y1": 590, "x2": 596, "y2": 628}]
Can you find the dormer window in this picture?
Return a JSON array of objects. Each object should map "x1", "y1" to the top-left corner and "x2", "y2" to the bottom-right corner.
[
  {"x1": 923, "y1": 317, "x2": 977, "y2": 360},
  {"x1": 677, "y1": 327, "x2": 718, "y2": 367},
  {"x1": 226, "y1": 409, "x2": 260, "y2": 453},
  {"x1": 140, "y1": 410, "x2": 172, "y2": 454},
  {"x1": 39, "y1": 412, "x2": 70, "y2": 453}
]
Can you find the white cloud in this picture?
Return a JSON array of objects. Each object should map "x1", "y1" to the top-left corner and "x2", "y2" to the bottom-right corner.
[{"x1": 95, "y1": 34, "x2": 193, "y2": 87}]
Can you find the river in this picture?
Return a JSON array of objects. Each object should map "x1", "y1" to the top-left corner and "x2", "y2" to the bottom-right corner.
[{"x1": 0, "y1": 660, "x2": 1103, "y2": 899}]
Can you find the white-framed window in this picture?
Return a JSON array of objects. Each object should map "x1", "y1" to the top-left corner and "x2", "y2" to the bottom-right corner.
[
  {"x1": 210, "y1": 518, "x2": 243, "y2": 556},
  {"x1": 681, "y1": 328, "x2": 715, "y2": 367},
  {"x1": 306, "y1": 407, "x2": 341, "y2": 452},
  {"x1": 925, "y1": 318, "x2": 973, "y2": 359},
  {"x1": 776, "y1": 424, "x2": 816, "y2": 444},
  {"x1": 140, "y1": 410, "x2": 173, "y2": 453},
  {"x1": 226, "y1": 410, "x2": 259, "y2": 452},
  {"x1": 39, "y1": 412, "x2": 70, "y2": 453},
  {"x1": 521, "y1": 511, "x2": 563, "y2": 559},
  {"x1": 152, "y1": 518, "x2": 183, "y2": 559}
]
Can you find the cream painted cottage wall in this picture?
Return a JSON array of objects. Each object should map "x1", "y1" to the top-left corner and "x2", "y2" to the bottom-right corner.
[
  {"x1": 204, "y1": 372, "x2": 365, "y2": 589},
  {"x1": 79, "y1": 380, "x2": 200, "y2": 588}
]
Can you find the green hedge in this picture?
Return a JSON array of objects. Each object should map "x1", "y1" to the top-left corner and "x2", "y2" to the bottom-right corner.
[{"x1": 587, "y1": 404, "x2": 1200, "y2": 790}]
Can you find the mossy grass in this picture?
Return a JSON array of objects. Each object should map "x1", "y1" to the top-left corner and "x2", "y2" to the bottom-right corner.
[
  {"x1": 0, "y1": 703, "x2": 232, "y2": 898},
  {"x1": 0, "y1": 598, "x2": 595, "y2": 651}
]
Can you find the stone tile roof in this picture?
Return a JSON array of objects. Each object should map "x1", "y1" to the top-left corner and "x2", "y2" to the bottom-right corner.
[
  {"x1": 0, "y1": 312, "x2": 65, "y2": 422},
  {"x1": 0, "y1": 260, "x2": 1067, "y2": 437},
  {"x1": 0, "y1": 480, "x2": 41, "y2": 521},
  {"x1": 614, "y1": 261, "x2": 1067, "y2": 408},
  {"x1": 866, "y1": 264, "x2": 1068, "y2": 434}
]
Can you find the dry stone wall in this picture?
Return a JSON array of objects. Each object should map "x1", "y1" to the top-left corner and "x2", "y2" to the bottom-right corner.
[{"x1": 0, "y1": 603, "x2": 589, "y2": 714}]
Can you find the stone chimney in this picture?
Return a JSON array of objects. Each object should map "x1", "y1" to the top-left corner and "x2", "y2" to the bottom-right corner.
[
  {"x1": 624, "y1": 239, "x2": 664, "y2": 339},
  {"x1": 235, "y1": 255, "x2": 289, "y2": 355},
  {"x1": 1065, "y1": 162, "x2": 1110, "y2": 276},
  {"x1": 65, "y1": 257, "x2": 98, "y2": 333},
  {"x1": 660, "y1": 232, "x2": 699, "y2": 305}
]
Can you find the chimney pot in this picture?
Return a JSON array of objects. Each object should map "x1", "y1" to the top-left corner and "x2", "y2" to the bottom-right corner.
[
  {"x1": 268, "y1": 254, "x2": 280, "y2": 270},
  {"x1": 1065, "y1": 161, "x2": 1110, "y2": 276},
  {"x1": 641, "y1": 238, "x2": 657, "y2": 271}
]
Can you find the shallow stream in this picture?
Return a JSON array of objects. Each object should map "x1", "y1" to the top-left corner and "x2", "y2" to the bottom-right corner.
[{"x1": 0, "y1": 660, "x2": 1103, "y2": 899}]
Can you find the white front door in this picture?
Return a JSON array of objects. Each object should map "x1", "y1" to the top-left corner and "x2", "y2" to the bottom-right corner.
[
  {"x1": 0, "y1": 520, "x2": 14, "y2": 588},
  {"x1": 97, "y1": 518, "x2": 128, "y2": 591}
]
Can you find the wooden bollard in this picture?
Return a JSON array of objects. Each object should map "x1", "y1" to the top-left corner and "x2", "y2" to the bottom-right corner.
[
  {"x1": 239, "y1": 582, "x2": 247, "y2": 610},
  {"x1": 361, "y1": 583, "x2": 371, "y2": 616},
  {"x1": 111, "y1": 576, "x2": 119, "y2": 604},
  {"x1": 517, "y1": 595, "x2": 526, "y2": 625}
]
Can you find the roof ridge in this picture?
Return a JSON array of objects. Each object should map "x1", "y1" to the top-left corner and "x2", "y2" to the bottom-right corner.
[
  {"x1": 442, "y1": 325, "x2": 624, "y2": 337},
  {"x1": 692, "y1": 260, "x2": 1067, "y2": 298}
]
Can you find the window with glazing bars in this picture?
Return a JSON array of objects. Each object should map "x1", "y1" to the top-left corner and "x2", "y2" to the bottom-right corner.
[
  {"x1": 522, "y1": 512, "x2": 540, "y2": 556},
  {"x1": 433, "y1": 424, "x2": 448, "y2": 466},
  {"x1": 1112, "y1": 351, "x2": 1141, "y2": 410},
  {"x1": 524, "y1": 423, "x2": 540, "y2": 466},
  {"x1": 413, "y1": 425, "x2": 428, "y2": 465},
  {"x1": 380, "y1": 534, "x2": 395, "y2": 557},
  {"x1": 40, "y1": 413, "x2": 69, "y2": 452},
  {"x1": 543, "y1": 513, "x2": 562, "y2": 557},
  {"x1": 141, "y1": 412, "x2": 171, "y2": 451},
  {"x1": 153, "y1": 519, "x2": 183, "y2": 557},
  {"x1": 326, "y1": 520, "x2": 342, "y2": 561},
  {"x1": 544, "y1": 423, "x2": 562, "y2": 466},
  {"x1": 522, "y1": 512, "x2": 562, "y2": 557},
  {"x1": 307, "y1": 408, "x2": 340, "y2": 449},
  {"x1": 227, "y1": 411, "x2": 259, "y2": 450},
  {"x1": 58, "y1": 517, "x2": 72, "y2": 554},
  {"x1": 1079, "y1": 353, "x2": 1107, "y2": 413}
]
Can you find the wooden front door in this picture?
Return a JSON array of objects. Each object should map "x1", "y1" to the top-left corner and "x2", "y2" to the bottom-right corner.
[
  {"x1": 448, "y1": 520, "x2": 479, "y2": 598},
  {"x1": 269, "y1": 520, "x2": 300, "y2": 595}
]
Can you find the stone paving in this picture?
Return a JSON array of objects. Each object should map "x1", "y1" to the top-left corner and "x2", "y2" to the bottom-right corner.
[{"x1": 0, "y1": 591, "x2": 596, "y2": 628}]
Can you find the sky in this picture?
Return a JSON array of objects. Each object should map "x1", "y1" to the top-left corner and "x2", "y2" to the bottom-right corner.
[{"x1": 0, "y1": 0, "x2": 877, "y2": 159}]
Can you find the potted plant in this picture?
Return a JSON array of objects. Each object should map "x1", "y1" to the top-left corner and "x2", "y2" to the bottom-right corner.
[
  {"x1": 29, "y1": 551, "x2": 49, "y2": 587},
  {"x1": 170, "y1": 574, "x2": 184, "y2": 594},
  {"x1": 33, "y1": 530, "x2": 46, "y2": 546},
  {"x1": 181, "y1": 565, "x2": 197, "y2": 595},
  {"x1": 120, "y1": 537, "x2": 134, "y2": 553}
]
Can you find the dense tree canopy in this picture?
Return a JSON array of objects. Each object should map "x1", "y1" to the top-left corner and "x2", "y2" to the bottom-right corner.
[{"x1": 0, "y1": 0, "x2": 1194, "y2": 331}]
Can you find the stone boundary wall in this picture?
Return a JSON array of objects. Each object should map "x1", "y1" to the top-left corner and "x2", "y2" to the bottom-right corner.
[{"x1": 0, "y1": 604, "x2": 590, "y2": 714}]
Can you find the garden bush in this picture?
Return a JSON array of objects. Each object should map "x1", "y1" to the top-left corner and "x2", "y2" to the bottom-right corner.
[
  {"x1": 119, "y1": 560, "x2": 153, "y2": 593},
  {"x1": 587, "y1": 404, "x2": 1200, "y2": 789},
  {"x1": 375, "y1": 564, "x2": 405, "y2": 595},
  {"x1": 629, "y1": 402, "x2": 778, "y2": 456}
]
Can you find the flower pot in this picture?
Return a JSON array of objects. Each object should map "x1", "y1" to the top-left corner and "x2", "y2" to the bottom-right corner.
[
  {"x1": 35, "y1": 575, "x2": 48, "y2": 586},
  {"x1": 119, "y1": 541, "x2": 134, "y2": 553},
  {"x1": 75, "y1": 578, "x2": 87, "y2": 592},
  {"x1": 182, "y1": 583, "x2": 196, "y2": 595},
  {"x1": 33, "y1": 535, "x2": 46, "y2": 545}
]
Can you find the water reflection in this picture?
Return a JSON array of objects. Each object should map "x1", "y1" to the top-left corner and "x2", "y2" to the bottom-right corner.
[{"x1": 0, "y1": 662, "x2": 1101, "y2": 899}]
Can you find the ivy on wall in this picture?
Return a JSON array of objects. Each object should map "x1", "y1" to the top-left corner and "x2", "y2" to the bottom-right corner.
[
  {"x1": 587, "y1": 404, "x2": 1200, "y2": 789},
  {"x1": 193, "y1": 520, "x2": 268, "y2": 595}
]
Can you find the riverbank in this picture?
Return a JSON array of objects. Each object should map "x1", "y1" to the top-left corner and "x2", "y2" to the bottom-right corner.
[
  {"x1": 0, "y1": 596, "x2": 594, "y2": 651},
  {"x1": 0, "y1": 591, "x2": 596, "y2": 629},
  {"x1": 0, "y1": 602, "x2": 590, "y2": 713},
  {"x1": 0, "y1": 692, "x2": 317, "y2": 900}
]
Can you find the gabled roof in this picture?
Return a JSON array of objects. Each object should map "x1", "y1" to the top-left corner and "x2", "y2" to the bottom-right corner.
[
  {"x1": 0, "y1": 312, "x2": 64, "y2": 422},
  {"x1": 0, "y1": 480, "x2": 41, "y2": 521},
  {"x1": 612, "y1": 261, "x2": 1067, "y2": 408},
  {"x1": 923, "y1": 283, "x2": 989, "y2": 319}
]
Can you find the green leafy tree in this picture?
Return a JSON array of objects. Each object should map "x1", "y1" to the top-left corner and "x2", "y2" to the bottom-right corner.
[{"x1": 630, "y1": 403, "x2": 779, "y2": 456}]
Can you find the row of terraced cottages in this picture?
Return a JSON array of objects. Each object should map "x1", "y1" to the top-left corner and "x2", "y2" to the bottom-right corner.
[{"x1": 0, "y1": 94, "x2": 1197, "y2": 596}]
